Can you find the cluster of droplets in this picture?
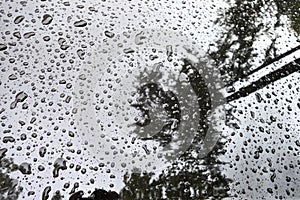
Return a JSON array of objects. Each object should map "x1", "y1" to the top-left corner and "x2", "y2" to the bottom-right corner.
[{"x1": 223, "y1": 74, "x2": 300, "y2": 199}]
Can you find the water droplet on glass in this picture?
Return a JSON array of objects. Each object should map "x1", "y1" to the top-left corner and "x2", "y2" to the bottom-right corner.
[
  {"x1": 42, "y1": 14, "x2": 53, "y2": 25},
  {"x1": 74, "y1": 20, "x2": 87, "y2": 27},
  {"x1": 10, "y1": 91, "x2": 28, "y2": 109},
  {"x1": 78, "y1": 74, "x2": 86, "y2": 80},
  {"x1": 0, "y1": 43, "x2": 7, "y2": 51},
  {"x1": 0, "y1": 148, "x2": 8, "y2": 159},
  {"x1": 104, "y1": 30, "x2": 115, "y2": 38},
  {"x1": 8, "y1": 74, "x2": 17, "y2": 80},
  {"x1": 19, "y1": 162, "x2": 32, "y2": 175},
  {"x1": 42, "y1": 186, "x2": 51, "y2": 200},
  {"x1": 2, "y1": 136, "x2": 15, "y2": 143},
  {"x1": 39, "y1": 147, "x2": 46, "y2": 157},
  {"x1": 77, "y1": 49, "x2": 85, "y2": 60},
  {"x1": 13, "y1": 32, "x2": 21, "y2": 39},
  {"x1": 134, "y1": 31, "x2": 146, "y2": 45},
  {"x1": 53, "y1": 157, "x2": 67, "y2": 178},
  {"x1": 14, "y1": 15, "x2": 25, "y2": 24},
  {"x1": 23, "y1": 32, "x2": 35, "y2": 39},
  {"x1": 123, "y1": 48, "x2": 135, "y2": 54},
  {"x1": 43, "y1": 36, "x2": 50, "y2": 41}
]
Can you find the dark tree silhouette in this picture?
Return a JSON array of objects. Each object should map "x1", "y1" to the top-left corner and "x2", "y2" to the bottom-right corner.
[
  {"x1": 209, "y1": 0, "x2": 300, "y2": 87},
  {"x1": 120, "y1": 1, "x2": 300, "y2": 199},
  {"x1": 0, "y1": 156, "x2": 23, "y2": 200},
  {"x1": 275, "y1": 0, "x2": 300, "y2": 36},
  {"x1": 121, "y1": 137, "x2": 231, "y2": 200},
  {"x1": 121, "y1": 58, "x2": 231, "y2": 199}
]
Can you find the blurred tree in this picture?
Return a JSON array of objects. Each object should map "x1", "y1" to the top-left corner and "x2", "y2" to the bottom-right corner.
[
  {"x1": 121, "y1": 57, "x2": 231, "y2": 199},
  {"x1": 121, "y1": 137, "x2": 231, "y2": 199},
  {"x1": 209, "y1": 0, "x2": 277, "y2": 85},
  {"x1": 209, "y1": 0, "x2": 300, "y2": 86},
  {"x1": 0, "y1": 156, "x2": 22, "y2": 200},
  {"x1": 275, "y1": 0, "x2": 300, "y2": 35},
  {"x1": 52, "y1": 190, "x2": 63, "y2": 200},
  {"x1": 121, "y1": 1, "x2": 300, "y2": 199}
]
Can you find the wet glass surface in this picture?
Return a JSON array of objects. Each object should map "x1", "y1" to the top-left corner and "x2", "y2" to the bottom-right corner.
[{"x1": 0, "y1": 0, "x2": 300, "y2": 199}]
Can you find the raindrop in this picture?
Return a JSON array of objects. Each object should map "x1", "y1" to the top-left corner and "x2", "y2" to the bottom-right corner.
[
  {"x1": 78, "y1": 74, "x2": 86, "y2": 80},
  {"x1": 19, "y1": 162, "x2": 32, "y2": 175},
  {"x1": 14, "y1": 15, "x2": 25, "y2": 24},
  {"x1": 270, "y1": 173, "x2": 276, "y2": 182},
  {"x1": 267, "y1": 188, "x2": 273, "y2": 194},
  {"x1": 74, "y1": 20, "x2": 87, "y2": 27},
  {"x1": 65, "y1": 96, "x2": 72, "y2": 103},
  {"x1": 8, "y1": 74, "x2": 17, "y2": 80},
  {"x1": 77, "y1": 49, "x2": 85, "y2": 60},
  {"x1": 104, "y1": 30, "x2": 115, "y2": 38},
  {"x1": 20, "y1": 134, "x2": 27, "y2": 141},
  {"x1": 42, "y1": 14, "x2": 53, "y2": 25},
  {"x1": 2, "y1": 136, "x2": 15, "y2": 143},
  {"x1": 39, "y1": 147, "x2": 47, "y2": 157},
  {"x1": 89, "y1": 6, "x2": 98, "y2": 11},
  {"x1": 38, "y1": 165, "x2": 45, "y2": 171},
  {"x1": 43, "y1": 36, "x2": 50, "y2": 41},
  {"x1": 0, "y1": 43, "x2": 7, "y2": 51},
  {"x1": 42, "y1": 186, "x2": 51, "y2": 200},
  {"x1": 134, "y1": 31, "x2": 146, "y2": 45},
  {"x1": 142, "y1": 145, "x2": 150, "y2": 155},
  {"x1": 63, "y1": 2, "x2": 70, "y2": 6},
  {"x1": 53, "y1": 157, "x2": 67, "y2": 178},
  {"x1": 166, "y1": 45, "x2": 173, "y2": 61},
  {"x1": 68, "y1": 131, "x2": 75, "y2": 137},
  {"x1": 13, "y1": 32, "x2": 21, "y2": 39},
  {"x1": 28, "y1": 191, "x2": 35, "y2": 196},
  {"x1": 10, "y1": 91, "x2": 28, "y2": 109},
  {"x1": 23, "y1": 32, "x2": 35, "y2": 39},
  {"x1": 123, "y1": 48, "x2": 135, "y2": 54},
  {"x1": 0, "y1": 148, "x2": 7, "y2": 159}
]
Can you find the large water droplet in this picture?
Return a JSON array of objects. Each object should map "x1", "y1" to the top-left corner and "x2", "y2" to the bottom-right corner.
[
  {"x1": 8, "y1": 74, "x2": 17, "y2": 80},
  {"x1": 23, "y1": 32, "x2": 35, "y2": 39},
  {"x1": 42, "y1": 186, "x2": 51, "y2": 200},
  {"x1": 39, "y1": 147, "x2": 47, "y2": 157},
  {"x1": 10, "y1": 91, "x2": 28, "y2": 109},
  {"x1": 104, "y1": 30, "x2": 115, "y2": 38},
  {"x1": 53, "y1": 157, "x2": 67, "y2": 178},
  {"x1": 0, "y1": 43, "x2": 7, "y2": 51},
  {"x1": 14, "y1": 15, "x2": 25, "y2": 24},
  {"x1": 74, "y1": 20, "x2": 87, "y2": 27},
  {"x1": 42, "y1": 14, "x2": 53, "y2": 25},
  {"x1": 19, "y1": 162, "x2": 32, "y2": 175},
  {"x1": 0, "y1": 148, "x2": 7, "y2": 159}
]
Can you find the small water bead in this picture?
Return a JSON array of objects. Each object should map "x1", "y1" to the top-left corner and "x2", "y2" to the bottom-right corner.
[{"x1": 38, "y1": 165, "x2": 45, "y2": 171}]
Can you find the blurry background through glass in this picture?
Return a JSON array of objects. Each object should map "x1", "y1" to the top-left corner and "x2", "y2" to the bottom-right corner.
[{"x1": 0, "y1": 0, "x2": 299, "y2": 199}]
